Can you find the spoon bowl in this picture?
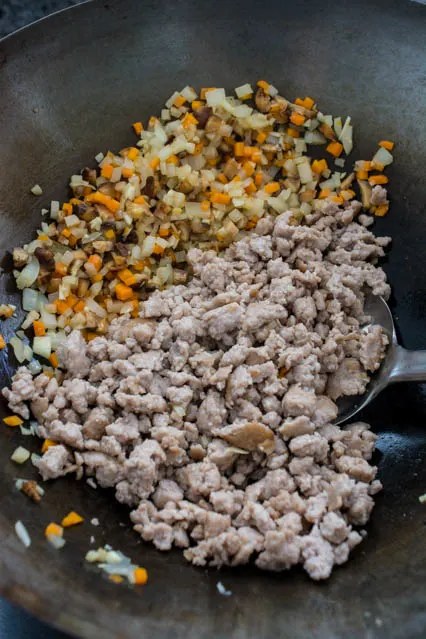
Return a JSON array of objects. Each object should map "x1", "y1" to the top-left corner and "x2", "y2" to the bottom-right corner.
[{"x1": 335, "y1": 295, "x2": 426, "y2": 424}]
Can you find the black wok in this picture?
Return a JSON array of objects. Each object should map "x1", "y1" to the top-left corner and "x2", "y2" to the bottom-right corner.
[{"x1": 0, "y1": 0, "x2": 425, "y2": 637}]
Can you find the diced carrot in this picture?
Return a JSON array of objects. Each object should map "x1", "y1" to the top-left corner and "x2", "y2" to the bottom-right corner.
[
  {"x1": 290, "y1": 112, "x2": 305, "y2": 126},
  {"x1": 210, "y1": 192, "x2": 231, "y2": 205},
  {"x1": 251, "y1": 148, "x2": 262, "y2": 164},
  {"x1": 55, "y1": 262, "x2": 67, "y2": 277},
  {"x1": 303, "y1": 97, "x2": 315, "y2": 109},
  {"x1": 201, "y1": 200, "x2": 210, "y2": 211},
  {"x1": 331, "y1": 194, "x2": 344, "y2": 204},
  {"x1": 115, "y1": 283, "x2": 134, "y2": 301},
  {"x1": 311, "y1": 159, "x2": 328, "y2": 174},
  {"x1": 207, "y1": 158, "x2": 219, "y2": 167},
  {"x1": 356, "y1": 170, "x2": 369, "y2": 180},
  {"x1": 326, "y1": 141, "x2": 343, "y2": 157},
  {"x1": 150, "y1": 157, "x2": 160, "y2": 170},
  {"x1": 152, "y1": 244, "x2": 165, "y2": 255},
  {"x1": 257, "y1": 80, "x2": 269, "y2": 90},
  {"x1": 38, "y1": 235, "x2": 49, "y2": 241},
  {"x1": 41, "y1": 439, "x2": 57, "y2": 454},
  {"x1": 158, "y1": 228, "x2": 170, "y2": 237},
  {"x1": 92, "y1": 273, "x2": 103, "y2": 283},
  {"x1": 375, "y1": 204, "x2": 389, "y2": 217},
  {"x1": 132, "y1": 122, "x2": 143, "y2": 135},
  {"x1": 45, "y1": 523, "x2": 63, "y2": 538},
  {"x1": 133, "y1": 567, "x2": 148, "y2": 585},
  {"x1": 49, "y1": 353, "x2": 59, "y2": 368},
  {"x1": 3, "y1": 415, "x2": 23, "y2": 427},
  {"x1": 0, "y1": 335, "x2": 6, "y2": 350},
  {"x1": 88, "y1": 254, "x2": 102, "y2": 271},
  {"x1": 244, "y1": 180, "x2": 257, "y2": 194},
  {"x1": 368, "y1": 175, "x2": 389, "y2": 185},
  {"x1": 256, "y1": 131, "x2": 268, "y2": 144},
  {"x1": 134, "y1": 196, "x2": 146, "y2": 205},
  {"x1": 166, "y1": 155, "x2": 179, "y2": 166},
  {"x1": 118, "y1": 269, "x2": 136, "y2": 286},
  {"x1": 217, "y1": 173, "x2": 228, "y2": 184},
  {"x1": 55, "y1": 300, "x2": 69, "y2": 315},
  {"x1": 264, "y1": 182, "x2": 280, "y2": 195},
  {"x1": 243, "y1": 161, "x2": 255, "y2": 177},
  {"x1": 101, "y1": 164, "x2": 114, "y2": 179},
  {"x1": 287, "y1": 127, "x2": 300, "y2": 138},
  {"x1": 254, "y1": 172, "x2": 264, "y2": 187},
  {"x1": 62, "y1": 203, "x2": 73, "y2": 215},
  {"x1": 104, "y1": 229, "x2": 115, "y2": 241},
  {"x1": 61, "y1": 228, "x2": 71, "y2": 238},
  {"x1": 295, "y1": 98, "x2": 305, "y2": 107},
  {"x1": 65, "y1": 294, "x2": 78, "y2": 309},
  {"x1": 86, "y1": 192, "x2": 121, "y2": 213},
  {"x1": 109, "y1": 574, "x2": 124, "y2": 584},
  {"x1": 74, "y1": 301, "x2": 85, "y2": 313},
  {"x1": 61, "y1": 511, "x2": 84, "y2": 528},
  {"x1": 122, "y1": 167, "x2": 134, "y2": 179},
  {"x1": 127, "y1": 147, "x2": 138, "y2": 161},
  {"x1": 234, "y1": 142, "x2": 245, "y2": 157},
  {"x1": 33, "y1": 320, "x2": 46, "y2": 336},
  {"x1": 191, "y1": 100, "x2": 203, "y2": 110},
  {"x1": 318, "y1": 189, "x2": 330, "y2": 199},
  {"x1": 192, "y1": 141, "x2": 204, "y2": 156},
  {"x1": 182, "y1": 113, "x2": 198, "y2": 128},
  {"x1": 173, "y1": 95, "x2": 186, "y2": 108},
  {"x1": 379, "y1": 140, "x2": 394, "y2": 151}
]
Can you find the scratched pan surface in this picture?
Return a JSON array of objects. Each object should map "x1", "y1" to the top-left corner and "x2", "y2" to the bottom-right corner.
[{"x1": 0, "y1": 0, "x2": 426, "y2": 637}]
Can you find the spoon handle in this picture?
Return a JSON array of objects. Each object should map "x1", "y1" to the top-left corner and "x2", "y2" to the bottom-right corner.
[{"x1": 389, "y1": 346, "x2": 426, "y2": 383}]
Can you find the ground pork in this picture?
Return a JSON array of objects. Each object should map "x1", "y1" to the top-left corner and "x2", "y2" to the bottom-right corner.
[{"x1": 3, "y1": 211, "x2": 389, "y2": 580}]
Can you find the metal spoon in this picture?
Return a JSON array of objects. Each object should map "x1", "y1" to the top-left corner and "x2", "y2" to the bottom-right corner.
[{"x1": 335, "y1": 295, "x2": 426, "y2": 424}]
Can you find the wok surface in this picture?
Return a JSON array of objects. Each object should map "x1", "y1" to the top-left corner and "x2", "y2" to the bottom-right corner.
[{"x1": 0, "y1": 0, "x2": 425, "y2": 637}]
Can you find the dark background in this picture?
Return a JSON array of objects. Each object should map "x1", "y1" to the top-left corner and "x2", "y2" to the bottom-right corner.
[{"x1": 0, "y1": 2, "x2": 81, "y2": 636}]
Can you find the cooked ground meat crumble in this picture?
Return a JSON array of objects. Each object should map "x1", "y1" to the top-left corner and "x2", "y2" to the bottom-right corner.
[{"x1": 4, "y1": 204, "x2": 390, "y2": 580}]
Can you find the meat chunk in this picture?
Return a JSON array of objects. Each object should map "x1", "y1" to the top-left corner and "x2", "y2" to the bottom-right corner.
[
  {"x1": 7, "y1": 207, "x2": 389, "y2": 580},
  {"x1": 56, "y1": 330, "x2": 90, "y2": 378},
  {"x1": 282, "y1": 384, "x2": 317, "y2": 417},
  {"x1": 37, "y1": 445, "x2": 71, "y2": 480}
]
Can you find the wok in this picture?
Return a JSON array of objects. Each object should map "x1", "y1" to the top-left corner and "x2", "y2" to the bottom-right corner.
[{"x1": 0, "y1": 0, "x2": 425, "y2": 637}]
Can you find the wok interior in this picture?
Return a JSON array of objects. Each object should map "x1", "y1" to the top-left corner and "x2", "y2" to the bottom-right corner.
[{"x1": 0, "y1": 0, "x2": 425, "y2": 637}]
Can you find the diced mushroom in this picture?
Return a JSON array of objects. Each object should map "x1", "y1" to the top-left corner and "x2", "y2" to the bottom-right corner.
[
  {"x1": 216, "y1": 422, "x2": 275, "y2": 455},
  {"x1": 357, "y1": 180, "x2": 372, "y2": 209},
  {"x1": 255, "y1": 88, "x2": 272, "y2": 113}
]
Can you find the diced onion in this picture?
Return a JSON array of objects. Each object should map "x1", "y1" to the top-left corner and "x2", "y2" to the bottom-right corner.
[
  {"x1": 15, "y1": 521, "x2": 31, "y2": 548},
  {"x1": 305, "y1": 131, "x2": 327, "y2": 145},
  {"x1": 47, "y1": 534, "x2": 66, "y2": 550},
  {"x1": 40, "y1": 309, "x2": 57, "y2": 329},
  {"x1": 372, "y1": 146, "x2": 393, "y2": 168},
  {"x1": 10, "y1": 337, "x2": 26, "y2": 363},
  {"x1": 206, "y1": 88, "x2": 226, "y2": 107},
  {"x1": 22, "y1": 288, "x2": 40, "y2": 311},
  {"x1": 85, "y1": 298, "x2": 107, "y2": 318},
  {"x1": 11, "y1": 446, "x2": 30, "y2": 464},
  {"x1": 28, "y1": 359, "x2": 43, "y2": 375},
  {"x1": 33, "y1": 336, "x2": 52, "y2": 359},
  {"x1": 16, "y1": 257, "x2": 40, "y2": 290},
  {"x1": 235, "y1": 83, "x2": 253, "y2": 98}
]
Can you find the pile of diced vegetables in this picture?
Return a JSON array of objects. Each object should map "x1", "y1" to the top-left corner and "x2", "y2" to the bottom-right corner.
[{"x1": 1, "y1": 80, "x2": 394, "y2": 370}]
